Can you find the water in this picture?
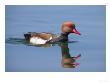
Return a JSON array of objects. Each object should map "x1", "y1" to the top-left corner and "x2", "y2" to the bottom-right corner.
[{"x1": 5, "y1": 5, "x2": 106, "y2": 72}]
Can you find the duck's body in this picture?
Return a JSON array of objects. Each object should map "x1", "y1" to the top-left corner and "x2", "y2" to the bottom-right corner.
[
  {"x1": 24, "y1": 32, "x2": 69, "y2": 44},
  {"x1": 24, "y1": 32, "x2": 58, "y2": 44},
  {"x1": 24, "y1": 21, "x2": 81, "y2": 45}
]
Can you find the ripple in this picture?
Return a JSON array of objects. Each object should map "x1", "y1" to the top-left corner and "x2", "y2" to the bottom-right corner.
[{"x1": 5, "y1": 37, "x2": 78, "y2": 48}]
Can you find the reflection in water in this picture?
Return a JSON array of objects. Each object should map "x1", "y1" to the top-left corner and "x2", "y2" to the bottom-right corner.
[
  {"x1": 60, "y1": 42, "x2": 81, "y2": 68},
  {"x1": 6, "y1": 38, "x2": 81, "y2": 68}
]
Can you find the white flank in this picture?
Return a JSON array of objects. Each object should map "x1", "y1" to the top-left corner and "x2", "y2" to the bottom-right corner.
[{"x1": 30, "y1": 37, "x2": 52, "y2": 45}]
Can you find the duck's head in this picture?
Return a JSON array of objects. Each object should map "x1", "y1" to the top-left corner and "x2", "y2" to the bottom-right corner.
[{"x1": 61, "y1": 21, "x2": 81, "y2": 35}]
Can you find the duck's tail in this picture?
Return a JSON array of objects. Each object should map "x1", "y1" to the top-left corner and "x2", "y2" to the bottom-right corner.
[{"x1": 24, "y1": 33, "x2": 31, "y2": 41}]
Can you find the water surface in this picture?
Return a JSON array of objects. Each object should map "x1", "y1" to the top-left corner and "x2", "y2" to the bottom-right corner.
[{"x1": 5, "y1": 5, "x2": 106, "y2": 72}]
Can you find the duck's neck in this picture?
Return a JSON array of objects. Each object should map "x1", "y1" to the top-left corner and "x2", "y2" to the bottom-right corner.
[
  {"x1": 61, "y1": 33, "x2": 69, "y2": 37},
  {"x1": 60, "y1": 33, "x2": 69, "y2": 41}
]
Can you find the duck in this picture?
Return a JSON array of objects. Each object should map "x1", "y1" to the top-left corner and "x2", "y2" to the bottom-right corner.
[{"x1": 24, "y1": 21, "x2": 81, "y2": 45}]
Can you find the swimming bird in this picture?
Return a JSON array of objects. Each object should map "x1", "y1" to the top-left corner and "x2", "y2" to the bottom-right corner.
[{"x1": 24, "y1": 21, "x2": 81, "y2": 45}]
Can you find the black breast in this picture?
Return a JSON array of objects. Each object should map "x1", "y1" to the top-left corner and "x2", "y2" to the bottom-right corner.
[{"x1": 47, "y1": 33, "x2": 68, "y2": 43}]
